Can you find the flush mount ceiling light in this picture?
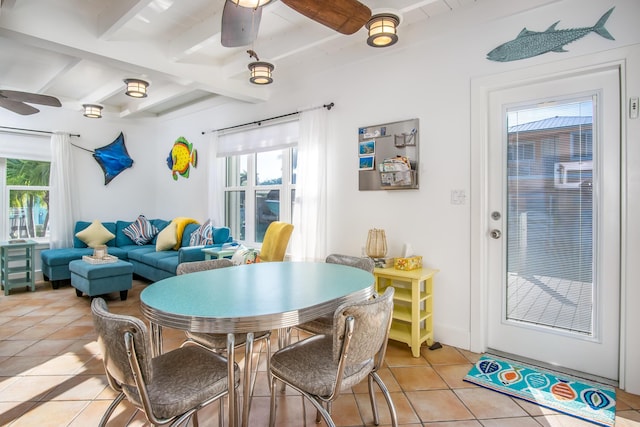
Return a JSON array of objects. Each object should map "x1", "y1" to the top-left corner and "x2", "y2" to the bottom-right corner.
[
  {"x1": 247, "y1": 49, "x2": 274, "y2": 85},
  {"x1": 123, "y1": 79, "x2": 149, "y2": 98},
  {"x1": 82, "y1": 104, "x2": 103, "y2": 119},
  {"x1": 366, "y1": 13, "x2": 400, "y2": 47},
  {"x1": 233, "y1": 0, "x2": 273, "y2": 7}
]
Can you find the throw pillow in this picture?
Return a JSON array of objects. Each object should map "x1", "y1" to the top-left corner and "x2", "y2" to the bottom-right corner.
[
  {"x1": 75, "y1": 220, "x2": 115, "y2": 248},
  {"x1": 156, "y1": 221, "x2": 178, "y2": 251},
  {"x1": 172, "y1": 217, "x2": 199, "y2": 250},
  {"x1": 123, "y1": 215, "x2": 159, "y2": 245},
  {"x1": 189, "y1": 219, "x2": 213, "y2": 246}
]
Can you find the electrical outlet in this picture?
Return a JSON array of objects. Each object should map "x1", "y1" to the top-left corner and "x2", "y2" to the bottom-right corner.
[{"x1": 631, "y1": 97, "x2": 639, "y2": 119}]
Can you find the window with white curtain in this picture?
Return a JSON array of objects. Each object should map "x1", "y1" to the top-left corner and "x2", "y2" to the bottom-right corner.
[
  {"x1": 0, "y1": 134, "x2": 52, "y2": 242},
  {"x1": 220, "y1": 120, "x2": 298, "y2": 245}
]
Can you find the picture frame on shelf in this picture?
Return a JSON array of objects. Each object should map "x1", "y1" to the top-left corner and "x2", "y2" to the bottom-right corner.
[{"x1": 359, "y1": 155, "x2": 375, "y2": 170}]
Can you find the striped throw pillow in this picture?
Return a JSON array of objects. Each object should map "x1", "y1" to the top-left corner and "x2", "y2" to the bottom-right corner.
[
  {"x1": 189, "y1": 219, "x2": 213, "y2": 246},
  {"x1": 123, "y1": 215, "x2": 159, "y2": 245}
]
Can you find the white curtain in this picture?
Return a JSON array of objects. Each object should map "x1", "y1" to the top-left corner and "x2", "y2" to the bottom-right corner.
[
  {"x1": 291, "y1": 108, "x2": 328, "y2": 261},
  {"x1": 49, "y1": 133, "x2": 76, "y2": 248},
  {"x1": 208, "y1": 132, "x2": 225, "y2": 226}
]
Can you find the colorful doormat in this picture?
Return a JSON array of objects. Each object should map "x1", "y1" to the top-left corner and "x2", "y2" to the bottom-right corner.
[{"x1": 464, "y1": 355, "x2": 616, "y2": 427}]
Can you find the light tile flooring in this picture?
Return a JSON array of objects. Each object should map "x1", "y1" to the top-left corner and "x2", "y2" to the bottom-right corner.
[{"x1": 1, "y1": 279, "x2": 640, "y2": 426}]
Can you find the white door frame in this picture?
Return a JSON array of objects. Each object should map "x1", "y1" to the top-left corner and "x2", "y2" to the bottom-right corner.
[{"x1": 470, "y1": 55, "x2": 628, "y2": 387}]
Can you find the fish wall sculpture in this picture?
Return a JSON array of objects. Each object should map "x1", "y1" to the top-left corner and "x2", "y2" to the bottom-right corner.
[
  {"x1": 487, "y1": 7, "x2": 615, "y2": 62},
  {"x1": 166, "y1": 136, "x2": 197, "y2": 180}
]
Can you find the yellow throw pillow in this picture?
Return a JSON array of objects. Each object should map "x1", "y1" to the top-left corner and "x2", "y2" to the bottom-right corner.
[
  {"x1": 75, "y1": 220, "x2": 115, "y2": 248},
  {"x1": 156, "y1": 221, "x2": 178, "y2": 251}
]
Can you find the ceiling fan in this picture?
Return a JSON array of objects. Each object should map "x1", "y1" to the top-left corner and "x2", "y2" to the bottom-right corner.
[
  {"x1": 221, "y1": 0, "x2": 372, "y2": 47},
  {"x1": 0, "y1": 90, "x2": 62, "y2": 115}
]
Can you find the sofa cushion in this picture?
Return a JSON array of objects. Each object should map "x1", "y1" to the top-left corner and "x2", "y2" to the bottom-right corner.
[
  {"x1": 41, "y1": 248, "x2": 94, "y2": 266},
  {"x1": 156, "y1": 221, "x2": 177, "y2": 251},
  {"x1": 212, "y1": 226, "x2": 231, "y2": 244},
  {"x1": 189, "y1": 219, "x2": 213, "y2": 246},
  {"x1": 128, "y1": 247, "x2": 177, "y2": 269},
  {"x1": 182, "y1": 223, "x2": 200, "y2": 248},
  {"x1": 115, "y1": 220, "x2": 135, "y2": 247},
  {"x1": 75, "y1": 220, "x2": 116, "y2": 248},
  {"x1": 73, "y1": 221, "x2": 117, "y2": 248},
  {"x1": 123, "y1": 215, "x2": 159, "y2": 245}
]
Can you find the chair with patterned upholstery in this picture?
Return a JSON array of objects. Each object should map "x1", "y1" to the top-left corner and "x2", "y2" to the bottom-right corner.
[
  {"x1": 257, "y1": 221, "x2": 294, "y2": 262},
  {"x1": 269, "y1": 287, "x2": 397, "y2": 427},
  {"x1": 295, "y1": 253, "x2": 375, "y2": 336},
  {"x1": 91, "y1": 297, "x2": 239, "y2": 427}
]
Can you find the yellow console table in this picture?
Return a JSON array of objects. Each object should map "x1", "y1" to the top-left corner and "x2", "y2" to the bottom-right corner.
[{"x1": 374, "y1": 267, "x2": 438, "y2": 357}]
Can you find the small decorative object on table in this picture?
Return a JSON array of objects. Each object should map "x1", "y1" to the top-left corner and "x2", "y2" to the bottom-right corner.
[
  {"x1": 394, "y1": 256, "x2": 422, "y2": 271},
  {"x1": 366, "y1": 228, "x2": 387, "y2": 258},
  {"x1": 83, "y1": 246, "x2": 117, "y2": 264}
]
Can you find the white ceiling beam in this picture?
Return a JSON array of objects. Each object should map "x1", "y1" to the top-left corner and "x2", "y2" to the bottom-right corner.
[
  {"x1": 98, "y1": 0, "x2": 154, "y2": 40},
  {"x1": 166, "y1": 8, "x2": 224, "y2": 62}
]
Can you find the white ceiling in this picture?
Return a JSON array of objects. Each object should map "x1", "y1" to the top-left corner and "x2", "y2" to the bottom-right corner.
[{"x1": 0, "y1": 0, "x2": 477, "y2": 118}]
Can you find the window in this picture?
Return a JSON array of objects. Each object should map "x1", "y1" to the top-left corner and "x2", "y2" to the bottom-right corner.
[
  {"x1": 224, "y1": 147, "x2": 296, "y2": 244},
  {"x1": 1, "y1": 158, "x2": 51, "y2": 241}
]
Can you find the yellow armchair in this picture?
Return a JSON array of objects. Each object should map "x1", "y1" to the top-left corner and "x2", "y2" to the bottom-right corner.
[{"x1": 259, "y1": 221, "x2": 294, "y2": 262}]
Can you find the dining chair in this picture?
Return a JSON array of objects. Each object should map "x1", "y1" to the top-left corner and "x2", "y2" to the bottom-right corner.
[
  {"x1": 295, "y1": 253, "x2": 375, "y2": 336},
  {"x1": 257, "y1": 221, "x2": 294, "y2": 262},
  {"x1": 91, "y1": 297, "x2": 239, "y2": 427},
  {"x1": 269, "y1": 287, "x2": 398, "y2": 427}
]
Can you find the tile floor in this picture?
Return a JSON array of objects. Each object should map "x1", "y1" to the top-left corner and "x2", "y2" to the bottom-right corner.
[{"x1": 1, "y1": 279, "x2": 639, "y2": 427}]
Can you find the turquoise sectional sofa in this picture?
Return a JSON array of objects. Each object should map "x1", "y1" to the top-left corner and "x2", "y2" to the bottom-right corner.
[{"x1": 41, "y1": 219, "x2": 233, "y2": 288}]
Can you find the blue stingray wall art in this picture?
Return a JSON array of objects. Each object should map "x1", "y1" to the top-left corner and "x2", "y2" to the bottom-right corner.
[{"x1": 92, "y1": 132, "x2": 134, "y2": 185}]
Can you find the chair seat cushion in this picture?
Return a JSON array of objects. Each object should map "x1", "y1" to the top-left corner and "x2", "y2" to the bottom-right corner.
[
  {"x1": 122, "y1": 345, "x2": 239, "y2": 419},
  {"x1": 296, "y1": 314, "x2": 333, "y2": 335},
  {"x1": 270, "y1": 335, "x2": 373, "y2": 396},
  {"x1": 186, "y1": 330, "x2": 271, "y2": 350}
]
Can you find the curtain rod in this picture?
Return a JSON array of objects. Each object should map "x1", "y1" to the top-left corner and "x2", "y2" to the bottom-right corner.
[
  {"x1": 0, "y1": 126, "x2": 80, "y2": 138},
  {"x1": 201, "y1": 102, "x2": 334, "y2": 135}
]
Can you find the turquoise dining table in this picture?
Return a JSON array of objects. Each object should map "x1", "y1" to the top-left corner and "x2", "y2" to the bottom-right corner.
[{"x1": 140, "y1": 261, "x2": 375, "y2": 427}]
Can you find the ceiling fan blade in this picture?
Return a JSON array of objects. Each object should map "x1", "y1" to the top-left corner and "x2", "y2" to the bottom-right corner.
[
  {"x1": 0, "y1": 90, "x2": 61, "y2": 107},
  {"x1": 221, "y1": 0, "x2": 263, "y2": 48},
  {"x1": 281, "y1": 0, "x2": 371, "y2": 35},
  {"x1": 0, "y1": 98, "x2": 40, "y2": 115}
]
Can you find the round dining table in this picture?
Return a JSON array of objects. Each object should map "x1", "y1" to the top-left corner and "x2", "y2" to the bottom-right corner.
[{"x1": 140, "y1": 261, "x2": 375, "y2": 427}]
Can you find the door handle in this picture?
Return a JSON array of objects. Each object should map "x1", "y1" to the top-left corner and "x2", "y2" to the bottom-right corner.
[{"x1": 490, "y1": 229, "x2": 501, "y2": 239}]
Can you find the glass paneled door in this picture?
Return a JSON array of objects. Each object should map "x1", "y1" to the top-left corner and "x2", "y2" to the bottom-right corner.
[{"x1": 487, "y1": 67, "x2": 620, "y2": 380}]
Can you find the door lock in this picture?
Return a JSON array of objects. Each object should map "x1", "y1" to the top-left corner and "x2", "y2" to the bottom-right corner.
[
  {"x1": 490, "y1": 229, "x2": 501, "y2": 239},
  {"x1": 491, "y1": 211, "x2": 501, "y2": 220}
]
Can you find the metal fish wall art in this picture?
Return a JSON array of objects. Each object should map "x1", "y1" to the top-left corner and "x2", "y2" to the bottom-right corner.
[{"x1": 487, "y1": 7, "x2": 615, "y2": 62}]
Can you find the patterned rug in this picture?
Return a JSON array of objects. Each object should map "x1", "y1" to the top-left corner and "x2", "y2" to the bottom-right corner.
[{"x1": 464, "y1": 355, "x2": 616, "y2": 427}]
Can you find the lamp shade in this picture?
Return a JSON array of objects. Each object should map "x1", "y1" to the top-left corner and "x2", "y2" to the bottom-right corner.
[
  {"x1": 124, "y1": 79, "x2": 149, "y2": 98},
  {"x1": 366, "y1": 14, "x2": 399, "y2": 47},
  {"x1": 248, "y1": 61, "x2": 274, "y2": 85},
  {"x1": 82, "y1": 104, "x2": 103, "y2": 118}
]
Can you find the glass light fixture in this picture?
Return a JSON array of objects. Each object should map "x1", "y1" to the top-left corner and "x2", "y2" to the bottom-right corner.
[
  {"x1": 234, "y1": 0, "x2": 272, "y2": 7},
  {"x1": 366, "y1": 14, "x2": 400, "y2": 48},
  {"x1": 82, "y1": 104, "x2": 103, "y2": 118},
  {"x1": 248, "y1": 61, "x2": 274, "y2": 85},
  {"x1": 123, "y1": 79, "x2": 149, "y2": 98}
]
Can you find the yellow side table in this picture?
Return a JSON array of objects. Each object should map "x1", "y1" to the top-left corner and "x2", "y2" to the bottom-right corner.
[{"x1": 374, "y1": 266, "x2": 439, "y2": 357}]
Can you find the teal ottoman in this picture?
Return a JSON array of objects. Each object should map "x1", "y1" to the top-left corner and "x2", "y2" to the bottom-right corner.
[{"x1": 69, "y1": 259, "x2": 133, "y2": 301}]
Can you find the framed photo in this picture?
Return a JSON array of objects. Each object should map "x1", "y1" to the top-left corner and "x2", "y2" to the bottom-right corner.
[
  {"x1": 359, "y1": 140, "x2": 375, "y2": 156},
  {"x1": 359, "y1": 155, "x2": 375, "y2": 170}
]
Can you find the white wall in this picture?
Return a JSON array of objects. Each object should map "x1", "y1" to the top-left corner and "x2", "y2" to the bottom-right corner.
[{"x1": 2, "y1": 0, "x2": 638, "y2": 392}]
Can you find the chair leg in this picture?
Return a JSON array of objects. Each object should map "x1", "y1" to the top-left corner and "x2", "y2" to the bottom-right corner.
[
  {"x1": 368, "y1": 374, "x2": 380, "y2": 425},
  {"x1": 269, "y1": 375, "x2": 278, "y2": 427},
  {"x1": 98, "y1": 392, "x2": 126, "y2": 427},
  {"x1": 370, "y1": 372, "x2": 398, "y2": 427}
]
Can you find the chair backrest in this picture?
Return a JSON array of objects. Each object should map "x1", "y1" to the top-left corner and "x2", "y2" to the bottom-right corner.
[
  {"x1": 91, "y1": 297, "x2": 153, "y2": 388},
  {"x1": 176, "y1": 258, "x2": 233, "y2": 275},
  {"x1": 326, "y1": 253, "x2": 374, "y2": 273},
  {"x1": 332, "y1": 287, "x2": 395, "y2": 366},
  {"x1": 259, "y1": 221, "x2": 294, "y2": 262}
]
